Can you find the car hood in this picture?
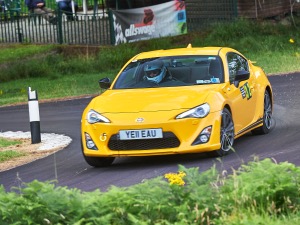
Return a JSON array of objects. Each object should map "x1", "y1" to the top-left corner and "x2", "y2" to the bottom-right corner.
[{"x1": 90, "y1": 85, "x2": 222, "y2": 113}]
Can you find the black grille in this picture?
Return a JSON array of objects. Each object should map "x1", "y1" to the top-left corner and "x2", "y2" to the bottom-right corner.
[{"x1": 108, "y1": 132, "x2": 180, "y2": 150}]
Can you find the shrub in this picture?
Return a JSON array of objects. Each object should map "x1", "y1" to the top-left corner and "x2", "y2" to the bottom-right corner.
[{"x1": 0, "y1": 158, "x2": 300, "y2": 224}]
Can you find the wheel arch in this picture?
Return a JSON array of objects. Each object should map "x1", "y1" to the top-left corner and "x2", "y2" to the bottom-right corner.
[
  {"x1": 265, "y1": 85, "x2": 273, "y2": 110},
  {"x1": 223, "y1": 104, "x2": 232, "y2": 114},
  {"x1": 222, "y1": 104, "x2": 232, "y2": 120},
  {"x1": 222, "y1": 104, "x2": 235, "y2": 135}
]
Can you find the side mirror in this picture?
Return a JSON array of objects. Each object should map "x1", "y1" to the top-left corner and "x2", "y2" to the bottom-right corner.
[
  {"x1": 233, "y1": 70, "x2": 250, "y2": 87},
  {"x1": 99, "y1": 77, "x2": 111, "y2": 89}
]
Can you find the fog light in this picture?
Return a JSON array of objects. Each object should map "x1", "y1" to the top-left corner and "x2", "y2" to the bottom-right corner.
[
  {"x1": 200, "y1": 135, "x2": 208, "y2": 143},
  {"x1": 87, "y1": 140, "x2": 95, "y2": 149},
  {"x1": 85, "y1": 133, "x2": 98, "y2": 150},
  {"x1": 192, "y1": 126, "x2": 212, "y2": 145}
]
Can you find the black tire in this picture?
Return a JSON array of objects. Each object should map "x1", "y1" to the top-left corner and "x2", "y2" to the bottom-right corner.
[
  {"x1": 207, "y1": 108, "x2": 235, "y2": 157},
  {"x1": 252, "y1": 91, "x2": 272, "y2": 135},
  {"x1": 83, "y1": 155, "x2": 115, "y2": 167},
  {"x1": 81, "y1": 138, "x2": 115, "y2": 167}
]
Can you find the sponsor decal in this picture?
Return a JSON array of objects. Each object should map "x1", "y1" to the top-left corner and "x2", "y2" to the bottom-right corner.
[
  {"x1": 240, "y1": 82, "x2": 252, "y2": 100},
  {"x1": 125, "y1": 24, "x2": 156, "y2": 37}
]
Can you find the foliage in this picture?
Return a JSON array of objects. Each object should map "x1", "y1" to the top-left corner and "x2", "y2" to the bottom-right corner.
[
  {"x1": 0, "y1": 159, "x2": 300, "y2": 224},
  {"x1": 220, "y1": 158, "x2": 300, "y2": 215}
]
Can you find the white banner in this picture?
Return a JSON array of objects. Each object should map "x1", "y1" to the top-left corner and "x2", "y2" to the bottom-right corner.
[{"x1": 112, "y1": 0, "x2": 187, "y2": 45}]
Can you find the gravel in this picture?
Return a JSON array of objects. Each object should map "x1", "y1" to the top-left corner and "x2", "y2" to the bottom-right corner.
[{"x1": 0, "y1": 131, "x2": 72, "y2": 151}]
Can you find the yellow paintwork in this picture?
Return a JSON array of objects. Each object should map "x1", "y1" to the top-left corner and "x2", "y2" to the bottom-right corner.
[{"x1": 81, "y1": 46, "x2": 272, "y2": 158}]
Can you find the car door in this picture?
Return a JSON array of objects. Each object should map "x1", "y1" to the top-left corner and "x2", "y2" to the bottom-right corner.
[{"x1": 225, "y1": 52, "x2": 258, "y2": 135}]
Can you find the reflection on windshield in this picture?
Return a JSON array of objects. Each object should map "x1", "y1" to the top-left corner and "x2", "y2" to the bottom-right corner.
[{"x1": 113, "y1": 55, "x2": 224, "y2": 89}]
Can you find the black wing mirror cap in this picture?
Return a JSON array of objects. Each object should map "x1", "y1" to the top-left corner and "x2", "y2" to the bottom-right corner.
[
  {"x1": 234, "y1": 70, "x2": 250, "y2": 87},
  {"x1": 99, "y1": 77, "x2": 111, "y2": 89},
  {"x1": 236, "y1": 70, "x2": 250, "y2": 81}
]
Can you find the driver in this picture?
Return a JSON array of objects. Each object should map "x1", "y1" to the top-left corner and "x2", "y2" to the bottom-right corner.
[{"x1": 144, "y1": 60, "x2": 166, "y2": 84}]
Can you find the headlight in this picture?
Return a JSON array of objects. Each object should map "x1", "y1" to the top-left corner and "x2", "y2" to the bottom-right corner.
[
  {"x1": 87, "y1": 110, "x2": 110, "y2": 123},
  {"x1": 176, "y1": 103, "x2": 210, "y2": 119}
]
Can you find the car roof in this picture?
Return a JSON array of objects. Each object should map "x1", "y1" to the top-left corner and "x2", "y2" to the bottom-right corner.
[{"x1": 132, "y1": 46, "x2": 232, "y2": 60}]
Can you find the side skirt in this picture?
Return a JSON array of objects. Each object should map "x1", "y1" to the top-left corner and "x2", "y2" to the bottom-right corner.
[{"x1": 235, "y1": 118, "x2": 263, "y2": 137}]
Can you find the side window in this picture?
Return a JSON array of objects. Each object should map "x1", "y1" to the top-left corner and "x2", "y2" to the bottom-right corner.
[{"x1": 227, "y1": 53, "x2": 249, "y2": 83}]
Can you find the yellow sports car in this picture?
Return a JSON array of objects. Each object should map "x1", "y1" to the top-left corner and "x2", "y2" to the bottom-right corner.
[{"x1": 81, "y1": 45, "x2": 273, "y2": 167}]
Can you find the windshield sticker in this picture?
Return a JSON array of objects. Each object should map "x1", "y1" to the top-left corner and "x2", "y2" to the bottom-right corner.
[
  {"x1": 196, "y1": 80, "x2": 211, "y2": 84},
  {"x1": 208, "y1": 57, "x2": 216, "y2": 60},
  {"x1": 240, "y1": 82, "x2": 252, "y2": 100},
  {"x1": 196, "y1": 78, "x2": 220, "y2": 84},
  {"x1": 211, "y1": 77, "x2": 220, "y2": 83}
]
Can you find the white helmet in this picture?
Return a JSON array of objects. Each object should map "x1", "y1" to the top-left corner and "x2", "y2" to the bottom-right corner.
[{"x1": 144, "y1": 60, "x2": 166, "y2": 83}]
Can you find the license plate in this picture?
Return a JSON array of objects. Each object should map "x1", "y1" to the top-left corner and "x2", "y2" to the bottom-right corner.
[{"x1": 119, "y1": 128, "x2": 163, "y2": 140}]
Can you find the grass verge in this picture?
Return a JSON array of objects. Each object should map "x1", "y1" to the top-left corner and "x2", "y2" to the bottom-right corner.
[
  {"x1": 0, "y1": 150, "x2": 25, "y2": 162},
  {"x1": 0, "y1": 137, "x2": 21, "y2": 148},
  {"x1": 0, "y1": 138, "x2": 25, "y2": 162},
  {"x1": 0, "y1": 71, "x2": 117, "y2": 106}
]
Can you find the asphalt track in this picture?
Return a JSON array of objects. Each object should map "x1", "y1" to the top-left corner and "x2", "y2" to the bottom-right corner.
[{"x1": 1, "y1": 73, "x2": 300, "y2": 192}]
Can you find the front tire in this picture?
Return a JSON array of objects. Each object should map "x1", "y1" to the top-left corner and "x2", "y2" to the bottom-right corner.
[
  {"x1": 252, "y1": 90, "x2": 272, "y2": 135},
  {"x1": 207, "y1": 108, "x2": 235, "y2": 157},
  {"x1": 83, "y1": 155, "x2": 115, "y2": 167},
  {"x1": 81, "y1": 138, "x2": 115, "y2": 167}
]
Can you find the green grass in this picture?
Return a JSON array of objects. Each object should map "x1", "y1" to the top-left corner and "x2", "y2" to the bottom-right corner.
[
  {"x1": 0, "y1": 150, "x2": 25, "y2": 162},
  {"x1": 0, "y1": 18, "x2": 300, "y2": 106},
  {"x1": 247, "y1": 50, "x2": 300, "y2": 74},
  {"x1": 0, "y1": 138, "x2": 24, "y2": 162},
  {"x1": 0, "y1": 137, "x2": 21, "y2": 148},
  {"x1": 0, "y1": 44, "x2": 56, "y2": 63},
  {"x1": 0, "y1": 71, "x2": 118, "y2": 106}
]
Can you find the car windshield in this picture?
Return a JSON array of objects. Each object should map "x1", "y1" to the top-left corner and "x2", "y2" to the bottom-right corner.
[{"x1": 113, "y1": 55, "x2": 224, "y2": 89}]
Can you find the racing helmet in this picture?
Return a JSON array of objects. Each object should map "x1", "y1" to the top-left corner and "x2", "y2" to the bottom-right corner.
[{"x1": 144, "y1": 60, "x2": 166, "y2": 83}]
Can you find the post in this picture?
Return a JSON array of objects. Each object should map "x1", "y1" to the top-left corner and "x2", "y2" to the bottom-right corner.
[
  {"x1": 28, "y1": 87, "x2": 41, "y2": 144},
  {"x1": 71, "y1": 0, "x2": 75, "y2": 16},
  {"x1": 57, "y1": 7, "x2": 63, "y2": 44},
  {"x1": 83, "y1": 0, "x2": 87, "y2": 14},
  {"x1": 15, "y1": 9, "x2": 22, "y2": 43}
]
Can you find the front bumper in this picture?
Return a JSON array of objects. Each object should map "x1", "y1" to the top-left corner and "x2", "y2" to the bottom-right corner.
[{"x1": 81, "y1": 110, "x2": 222, "y2": 157}]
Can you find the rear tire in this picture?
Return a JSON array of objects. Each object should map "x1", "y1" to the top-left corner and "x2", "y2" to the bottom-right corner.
[
  {"x1": 252, "y1": 91, "x2": 272, "y2": 135},
  {"x1": 81, "y1": 138, "x2": 115, "y2": 167},
  {"x1": 207, "y1": 108, "x2": 234, "y2": 157}
]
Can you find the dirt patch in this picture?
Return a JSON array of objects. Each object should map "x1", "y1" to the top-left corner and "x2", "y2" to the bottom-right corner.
[{"x1": 0, "y1": 138, "x2": 64, "y2": 172}]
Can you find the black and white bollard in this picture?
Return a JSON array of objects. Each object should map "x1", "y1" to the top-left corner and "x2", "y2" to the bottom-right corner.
[{"x1": 28, "y1": 87, "x2": 41, "y2": 144}]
